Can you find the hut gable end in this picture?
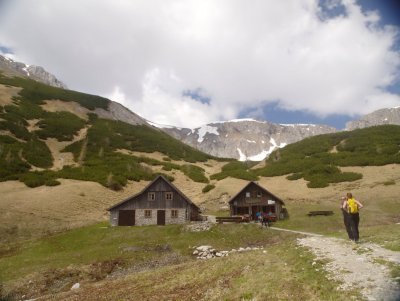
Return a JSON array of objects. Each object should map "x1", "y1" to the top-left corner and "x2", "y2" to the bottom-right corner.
[
  {"x1": 228, "y1": 181, "x2": 287, "y2": 221},
  {"x1": 107, "y1": 175, "x2": 201, "y2": 226}
]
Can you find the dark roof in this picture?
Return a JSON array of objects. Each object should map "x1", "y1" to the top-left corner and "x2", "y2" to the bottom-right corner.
[
  {"x1": 228, "y1": 181, "x2": 285, "y2": 205},
  {"x1": 107, "y1": 175, "x2": 200, "y2": 211}
]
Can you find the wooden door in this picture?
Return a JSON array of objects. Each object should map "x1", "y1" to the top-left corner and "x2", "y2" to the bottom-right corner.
[
  {"x1": 118, "y1": 210, "x2": 135, "y2": 226},
  {"x1": 157, "y1": 210, "x2": 166, "y2": 225}
]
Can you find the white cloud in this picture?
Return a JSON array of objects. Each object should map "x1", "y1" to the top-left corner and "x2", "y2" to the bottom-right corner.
[
  {"x1": 0, "y1": 0, "x2": 399, "y2": 127},
  {"x1": 106, "y1": 86, "x2": 127, "y2": 106}
]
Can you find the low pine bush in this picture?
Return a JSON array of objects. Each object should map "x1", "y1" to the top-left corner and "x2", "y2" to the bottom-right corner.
[{"x1": 202, "y1": 184, "x2": 215, "y2": 193}]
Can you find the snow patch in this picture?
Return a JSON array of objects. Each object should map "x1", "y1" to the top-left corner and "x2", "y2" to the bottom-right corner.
[
  {"x1": 197, "y1": 125, "x2": 219, "y2": 143},
  {"x1": 270, "y1": 138, "x2": 287, "y2": 148},
  {"x1": 246, "y1": 140, "x2": 256, "y2": 143},
  {"x1": 22, "y1": 64, "x2": 30, "y2": 76},
  {"x1": 212, "y1": 118, "x2": 266, "y2": 124},
  {"x1": 229, "y1": 118, "x2": 257, "y2": 123},
  {"x1": 248, "y1": 151, "x2": 270, "y2": 161},
  {"x1": 147, "y1": 120, "x2": 176, "y2": 129},
  {"x1": 238, "y1": 138, "x2": 287, "y2": 161},
  {"x1": 280, "y1": 123, "x2": 317, "y2": 127},
  {"x1": 237, "y1": 148, "x2": 247, "y2": 161}
]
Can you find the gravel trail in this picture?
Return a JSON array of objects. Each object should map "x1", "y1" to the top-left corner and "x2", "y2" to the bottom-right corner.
[{"x1": 272, "y1": 227, "x2": 400, "y2": 301}]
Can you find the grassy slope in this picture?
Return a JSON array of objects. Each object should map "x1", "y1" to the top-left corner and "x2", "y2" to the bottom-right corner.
[
  {"x1": 211, "y1": 125, "x2": 400, "y2": 188},
  {"x1": 0, "y1": 223, "x2": 361, "y2": 301},
  {"x1": 0, "y1": 74, "x2": 224, "y2": 189}
]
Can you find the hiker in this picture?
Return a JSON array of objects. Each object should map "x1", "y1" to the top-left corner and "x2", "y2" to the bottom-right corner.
[
  {"x1": 340, "y1": 196, "x2": 353, "y2": 240},
  {"x1": 342, "y1": 192, "x2": 363, "y2": 242}
]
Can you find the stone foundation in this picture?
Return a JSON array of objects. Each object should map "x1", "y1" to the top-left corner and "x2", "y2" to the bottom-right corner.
[{"x1": 110, "y1": 208, "x2": 188, "y2": 226}]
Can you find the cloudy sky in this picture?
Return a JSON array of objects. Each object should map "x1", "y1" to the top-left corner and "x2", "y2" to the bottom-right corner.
[{"x1": 0, "y1": 0, "x2": 399, "y2": 129}]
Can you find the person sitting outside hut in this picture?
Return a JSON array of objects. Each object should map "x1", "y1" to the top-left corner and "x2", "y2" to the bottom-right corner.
[{"x1": 256, "y1": 211, "x2": 261, "y2": 223}]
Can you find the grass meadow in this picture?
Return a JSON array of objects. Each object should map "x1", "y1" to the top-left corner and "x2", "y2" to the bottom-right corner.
[{"x1": 0, "y1": 222, "x2": 362, "y2": 301}]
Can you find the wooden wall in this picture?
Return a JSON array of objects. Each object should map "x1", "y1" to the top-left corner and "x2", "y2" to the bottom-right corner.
[
  {"x1": 229, "y1": 182, "x2": 285, "y2": 219},
  {"x1": 109, "y1": 177, "x2": 200, "y2": 225}
]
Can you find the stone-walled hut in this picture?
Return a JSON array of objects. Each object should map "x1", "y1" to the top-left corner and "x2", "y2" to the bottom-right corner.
[
  {"x1": 229, "y1": 181, "x2": 287, "y2": 220},
  {"x1": 108, "y1": 175, "x2": 201, "y2": 226}
]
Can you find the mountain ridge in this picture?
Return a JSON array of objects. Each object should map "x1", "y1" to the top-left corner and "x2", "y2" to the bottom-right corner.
[
  {"x1": 2, "y1": 55, "x2": 400, "y2": 165},
  {"x1": 0, "y1": 54, "x2": 67, "y2": 89},
  {"x1": 161, "y1": 119, "x2": 337, "y2": 161},
  {"x1": 345, "y1": 107, "x2": 400, "y2": 130}
]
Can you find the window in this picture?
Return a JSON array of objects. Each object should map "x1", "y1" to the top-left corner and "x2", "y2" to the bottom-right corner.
[
  {"x1": 245, "y1": 192, "x2": 251, "y2": 198},
  {"x1": 171, "y1": 210, "x2": 178, "y2": 218},
  {"x1": 165, "y1": 192, "x2": 173, "y2": 200},
  {"x1": 148, "y1": 192, "x2": 155, "y2": 201},
  {"x1": 257, "y1": 191, "x2": 262, "y2": 197},
  {"x1": 144, "y1": 210, "x2": 152, "y2": 218}
]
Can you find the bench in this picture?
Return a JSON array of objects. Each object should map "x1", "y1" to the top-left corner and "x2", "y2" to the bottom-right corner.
[
  {"x1": 307, "y1": 211, "x2": 334, "y2": 216},
  {"x1": 216, "y1": 216, "x2": 248, "y2": 223},
  {"x1": 263, "y1": 214, "x2": 277, "y2": 222}
]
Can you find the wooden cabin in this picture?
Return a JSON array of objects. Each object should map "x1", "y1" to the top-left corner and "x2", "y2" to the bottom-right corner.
[
  {"x1": 107, "y1": 175, "x2": 201, "y2": 226},
  {"x1": 228, "y1": 181, "x2": 287, "y2": 221}
]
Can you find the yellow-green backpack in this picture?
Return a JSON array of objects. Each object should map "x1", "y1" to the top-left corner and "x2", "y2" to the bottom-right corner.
[{"x1": 347, "y1": 198, "x2": 358, "y2": 214}]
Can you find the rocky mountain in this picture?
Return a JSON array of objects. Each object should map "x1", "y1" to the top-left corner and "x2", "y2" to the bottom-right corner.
[
  {"x1": 161, "y1": 119, "x2": 337, "y2": 161},
  {"x1": 346, "y1": 107, "x2": 400, "y2": 130},
  {"x1": 0, "y1": 54, "x2": 67, "y2": 89}
]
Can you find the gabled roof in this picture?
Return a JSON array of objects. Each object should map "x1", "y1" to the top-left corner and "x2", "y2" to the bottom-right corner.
[
  {"x1": 228, "y1": 181, "x2": 285, "y2": 205},
  {"x1": 107, "y1": 175, "x2": 200, "y2": 211}
]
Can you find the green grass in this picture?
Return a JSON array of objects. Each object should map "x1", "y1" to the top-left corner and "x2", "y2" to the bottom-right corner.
[
  {"x1": 0, "y1": 222, "x2": 361, "y2": 300},
  {"x1": 210, "y1": 161, "x2": 258, "y2": 181},
  {"x1": 276, "y1": 203, "x2": 345, "y2": 236},
  {"x1": 179, "y1": 164, "x2": 209, "y2": 183},
  {"x1": 0, "y1": 136, "x2": 31, "y2": 180},
  {"x1": 36, "y1": 111, "x2": 86, "y2": 141},
  {"x1": 271, "y1": 201, "x2": 400, "y2": 251},
  {"x1": 361, "y1": 224, "x2": 400, "y2": 251},
  {"x1": 22, "y1": 136, "x2": 53, "y2": 168},
  {"x1": 0, "y1": 222, "x2": 282, "y2": 282}
]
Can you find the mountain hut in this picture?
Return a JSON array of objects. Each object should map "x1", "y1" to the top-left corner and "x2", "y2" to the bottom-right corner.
[
  {"x1": 228, "y1": 181, "x2": 287, "y2": 221},
  {"x1": 107, "y1": 175, "x2": 201, "y2": 226}
]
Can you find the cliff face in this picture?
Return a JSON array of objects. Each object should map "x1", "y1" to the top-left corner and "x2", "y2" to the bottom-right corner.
[
  {"x1": 346, "y1": 107, "x2": 400, "y2": 130},
  {"x1": 0, "y1": 54, "x2": 67, "y2": 89},
  {"x1": 162, "y1": 119, "x2": 337, "y2": 161}
]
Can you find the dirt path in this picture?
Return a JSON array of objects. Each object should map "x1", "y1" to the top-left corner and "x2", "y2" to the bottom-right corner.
[{"x1": 272, "y1": 227, "x2": 400, "y2": 301}]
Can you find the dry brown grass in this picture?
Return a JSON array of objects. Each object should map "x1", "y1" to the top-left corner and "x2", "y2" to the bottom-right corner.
[
  {"x1": 114, "y1": 150, "x2": 227, "y2": 205},
  {"x1": 0, "y1": 179, "x2": 148, "y2": 243},
  {"x1": 26, "y1": 119, "x2": 41, "y2": 132},
  {"x1": 0, "y1": 83, "x2": 21, "y2": 106},
  {"x1": 1, "y1": 160, "x2": 399, "y2": 244},
  {"x1": 41, "y1": 100, "x2": 90, "y2": 120},
  {"x1": 44, "y1": 126, "x2": 88, "y2": 170}
]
